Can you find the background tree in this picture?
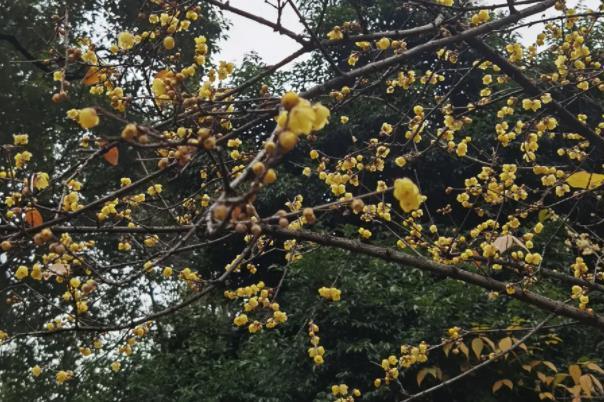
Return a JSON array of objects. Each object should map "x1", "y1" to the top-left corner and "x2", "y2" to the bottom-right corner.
[{"x1": 1, "y1": 0, "x2": 603, "y2": 401}]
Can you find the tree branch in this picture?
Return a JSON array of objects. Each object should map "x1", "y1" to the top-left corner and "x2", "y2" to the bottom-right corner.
[{"x1": 264, "y1": 226, "x2": 604, "y2": 331}]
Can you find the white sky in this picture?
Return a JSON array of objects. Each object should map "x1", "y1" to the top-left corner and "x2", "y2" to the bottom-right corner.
[
  {"x1": 215, "y1": 0, "x2": 600, "y2": 65},
  {"x1": 216, "y1": 0, "x2": 304, "y2": 65}
]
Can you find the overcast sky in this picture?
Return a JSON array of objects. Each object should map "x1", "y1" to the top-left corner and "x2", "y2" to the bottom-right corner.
[{"x1": 215, "y1": 0, "x2": 599, "y2": 65}]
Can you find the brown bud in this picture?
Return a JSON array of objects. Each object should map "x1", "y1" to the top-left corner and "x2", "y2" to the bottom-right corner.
[
  {"x1": 1, "y1": 240, "x2": 12, "y2": 251},
  {"x1": 278, "y1": 217, "x2": 289, "y2": 228},
  {"x1": 81, "y1": 280, "x2": 97, "y2": 294},
  {"x1": 40, "y1": 228, "x2": 53, "y2": 242},
  {"x1": 213, "y1": 205, "x2": 228, "y2": 221},
  {"x1": 351, "y1": 198, "x2": 365, "y2": 213},
  {"x1": 138, "y1": 134, "x2": 150, "y2": 144},
  {"x1": 263, "y1": 169, "x2": 277, "y2": 185},
  {"x1": 33, "y1": 233, "x2": 45, "y2": 246},
  {"x1": 234, "y1": 222, "x2": 248, "y2": 233},
  {"x1": 53, "y1": 243, "x2": 66, "y2": 254},
  {"x1": 158, "y1": 158, "x2": 170, "y2": 170},
  {"x1": 197, "y1": 128, "x2": 211, "y2": 139},
  {"x1": 52, "y1": 92, "x2": 68, "y2": 103},
  {"x1": 250, "y1": 224, "x2": 262, "y2": 236},
  {"x1": 252, "y1": 162, "x2": 266, "y2": 177},
  {"x1": 264, "y1": 141, "x2": 276, "y2": 155},
  {"x1": 303, "y1": 208, "x2": 316, "y2": 224},
  {"x1": 245, "y1": 204, "x2": 257, "y2": 217},
  {"x1": 121, "y1": 123, "x2": 139, "y2": 140},
  {"x1": 203, "y1": 136, "x2": 216, "y2": 150}
]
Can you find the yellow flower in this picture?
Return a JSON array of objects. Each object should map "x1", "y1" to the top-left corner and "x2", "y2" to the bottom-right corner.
[
  {"x1": 77, "y1": 301, "x2": 88, "y2": 314},
  {"x1": 456, "y1": 141, "x2": 468, "y2": 157},
  {"x1": 393, "y1": 178, "x2": 423, "y2": 212},
  {"x1": 152, "y1": 78, "x2": 166, "y2": 97},
  {"x1": 233, "y1": 314, "x2": 248, "y2": 327},
  {"x1": 521, "y1": 99, "x2": 541, "y2": 112},
  {"x1": 55, "y1": 370, "x2": 73, "y2": 384},
  {"x1": 15, "y1": 265, "x2": 29, "y2": 280},
  {"x1": 31, "y1": 365, "x2": 42, "y2": 377},
  {"x1": 358, "y1": 227, "x2": 372, "y2": 239},
  {"x1": 327, "y1": 26, "x2": 343, "y2": 41},
  {"x1": 144, "y1": 235, "x2": 159, "y2": 247},
  {"x1": 312, "y1": 103, "x2": 330, "y2": 130},
  {"x1": 13, "y1": 134, "x2": 28, "y2": 145},
  {"x1": 540, "y1": 93, "x2": 552, "y2": 104},
  {"x1": 318, "y1": 287, "x2": 341, "y2": 301},
  {"x1": 14, "y1": 151, "x2": 32, "y2": 168},
  {"x1": 117, "y1": 31, "x2": 135, "y2": 50},
  {"x1": 147, "y1": 184, "x2": 163, "y2": 196},
  {"x1": 31, "y1": 264, "x2": 43, "y2": 281},
  {"x1": 287, "y1": 100, "x2": 315, "y2": 134},
  {"x1": 381, "y1": 122, "x2": 393, "y2": 135},
  {"x1": 33, "y1": 172, "x2": 50, "y2": 190},
  {"x1": 78, "y1": 108, "x2": 100, "y2": 129},
  {"x1": 163, "y1": 35, "x2": 175, "y2": 50},
  {"x1": 186, "y1": 10, "x2": 199, "y2": 20},
  {"x1": 111, "y1": 361, "x2": 121, "y2": 372},
  {"x1": 162, "y1": 266, "x2": 173, "y2": 278},
  {"x1": 376, "y1": 37, "x2": 391, "y2": 50},
  {"x1": 248, "y1": 321, "x2": 262, "y2": 333}
]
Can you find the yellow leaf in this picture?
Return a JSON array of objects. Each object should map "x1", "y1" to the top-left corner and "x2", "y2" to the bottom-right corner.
[
  {"x1": 492, "y1": 379, "x2": 513, "y2": 393},
  {"x1": 538, "y1": 209, "x2": 551, "y2": 222},
  {"x1": 443, "y1": 342, "x2": 453, "y2": 357},
  {"x1": 24, "y1": 208, "x2": 43, "y2": 227},
  {"x1": 539, "y1": 392, "x2": 555, "y2": 400},
  {"x1": 417, "y1": 368, "x2": 429, "y2": 386},
  {"x1": 481, "y1": 336, "x2": 496, "y2": 352},
  {"x1": 514, "y1": 337, "x2": 528, "y2": 352},
  {"x1": 458, "y1": 342, "x2": 469, "y2": 359},
  {"x1": 566, "y1": 171, "x2": 604, "y2": 189},
  {"x1": 471, "y1": 338, "x2": 484, "y2": 359},
  {"x1": 493, "y1": 235, "x2": 526, "y2": 253},
  {"x1": 537, "y1": 371, "x2": 553, "y2": 385},
  {"x1": 569, "y1": 364, "x2": 582, "y2": 385},
  {"x1": 553, "y1": 373, "x2": 568, "y2": 388},
  {"x1": 586, "y1": 362, "x2": 604, "y2": 375},
  {"x1": 542, "y1": 361, "x2": 558, "y2": 373},
  {"x1": 568, "y1": 384, "x2": 582, "y2": 397},
  {"x1": 82, "y1": 67, "x2": 101, "y2": 86},
  {"x1": 589, "y1": 374, "x2": 603, "y2": 394},
  {"x1": 580, "y1": 374, "x2": 593, "y2": 397},
  {"x1": 48, "y1": 263, "x2": 69, "y2": 276},
  {"x1": 498, "y1": 336, "x2": 513, "y2": 352}
]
